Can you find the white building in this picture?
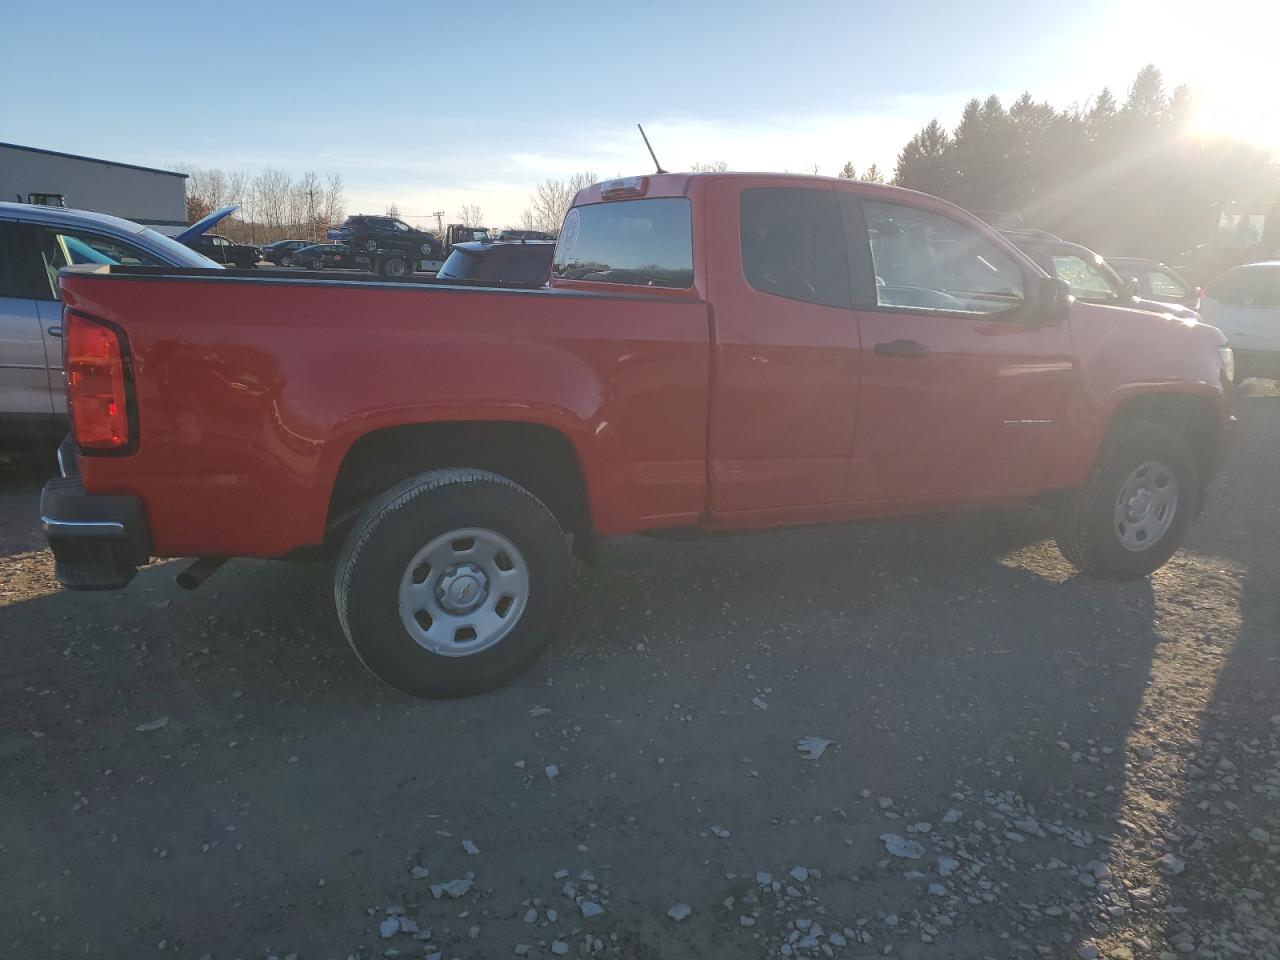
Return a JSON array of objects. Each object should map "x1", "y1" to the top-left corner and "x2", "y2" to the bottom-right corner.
[{"x1": 0, "y1": 142, "x2": 188, "y2": 229}]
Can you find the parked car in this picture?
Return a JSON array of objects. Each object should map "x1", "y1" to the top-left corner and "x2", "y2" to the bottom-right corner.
[
  {"x1": 261, "y1": 239, "x2": 312, "y2": 266},
  {"x1": 1005, "y1": 231, "x2": 1201, "y2": 321},
  {"x1": 327, "y1": 214, "x2": 442, "y2": 277},
  {"x1": 42, "y1": 173, "x2": 1233, "y2": 699},
  {"x1": 294, "y1": 243, "x2": 355, "y2": 270},
  {"x1": 1197, "y1": 261, "x2": 1280, "y2": 381},
  {"x1": 1107, "y1": 257, "x2": 1200, "y2": 309},
  {"x1": 184, "y1": 232, "x2": 261, "y2": 268},
  {"x1": 0, "y1": 201, "x2": 219, "y2": 447},
  {"x1": 437, "y1": 239, "x2": 554, "y2": 284}
]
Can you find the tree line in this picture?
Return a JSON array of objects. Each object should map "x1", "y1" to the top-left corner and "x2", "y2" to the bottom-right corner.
[
  {"x1": 179, "y1": 166, "x2": 346, "y2": 245},
  {"x1": 886, "y1": 65, "x2": 1278, "y2": 261}
]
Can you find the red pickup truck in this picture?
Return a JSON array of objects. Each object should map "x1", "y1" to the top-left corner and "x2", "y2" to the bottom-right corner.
[{"x1": 43, "y1": 173, "x2": 1234, "y2": 698}]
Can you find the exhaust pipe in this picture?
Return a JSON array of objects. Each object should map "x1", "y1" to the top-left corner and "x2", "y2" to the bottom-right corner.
[{"x1": 176, "y1": 556, "x2": 227, "y2": 590}]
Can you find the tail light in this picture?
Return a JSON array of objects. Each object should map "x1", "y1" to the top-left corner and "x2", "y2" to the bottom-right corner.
[{"x1": 65, "y1": 311, "x2": 134, "y2": 452}]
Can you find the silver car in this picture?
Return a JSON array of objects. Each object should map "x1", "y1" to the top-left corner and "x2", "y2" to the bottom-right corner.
[{"x1": 0, "y1": 202, "x2": 220, "y2": 447}]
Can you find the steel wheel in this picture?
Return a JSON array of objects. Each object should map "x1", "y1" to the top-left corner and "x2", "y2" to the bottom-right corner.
[
  {"x1": 397, "y1": 527, "x2": 529, "y2": 657},
  {"x1": 1113, "y1": 460, "x2": 1178, "y2": 552}
]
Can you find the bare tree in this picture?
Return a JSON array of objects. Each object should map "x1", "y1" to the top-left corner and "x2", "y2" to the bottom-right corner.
[
  {"x1": 294, "y1": 171, "x2": 323, "y2": 241},
  {"x1": 323, "y1": 173, "x2": 345, "y2": 228},
  {"x1": 252, "y1": 167, "x2": 292, "y2": 233},
  {"x1": 808, "y1": 161, "x2": 822, "y2": 175},
  {"x1": 691, "y1": 161, "x2": 729, "y2": 172},
  {"x1": 457, "y1": 203, "x2": 485, "y2": 226},
  {"x1": 385, "y1": 202, "x2": 402, "y2": 219},
  {"x1": 521, "y1": 171, "x2": 596, "y2": 234}
]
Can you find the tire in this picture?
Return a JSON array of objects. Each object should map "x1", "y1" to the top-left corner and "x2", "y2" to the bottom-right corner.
[
  {"x1": 334, "y1": 469, "x2": 570, "y2": 698},
  {"x1": 281, "y1": 255, "x2": 292, "y2": 267},
  {"x1": 381, "y1": 256, "x2": 409, "y2": 278},
  {"x1": 1052, "y1": 419, "x2": 1199, "y2": 579}
]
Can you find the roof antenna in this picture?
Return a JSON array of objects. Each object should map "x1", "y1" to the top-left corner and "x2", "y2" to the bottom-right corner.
[{"x1": 637, "y1": 124, "x2": 667, "y2": 174}]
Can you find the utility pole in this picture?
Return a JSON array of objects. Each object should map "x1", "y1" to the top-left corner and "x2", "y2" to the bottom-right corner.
[{"x1": 432, "y1": 210, "x2": 445, "y2": 235}]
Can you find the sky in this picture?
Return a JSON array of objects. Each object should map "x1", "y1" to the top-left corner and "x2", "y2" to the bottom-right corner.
[{"x1": 2, "y1": 0, "x2": 1275, "y2": 228}]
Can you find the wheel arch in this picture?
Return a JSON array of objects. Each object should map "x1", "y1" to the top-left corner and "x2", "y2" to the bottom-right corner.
[
  {"x1": 325, "y1": 419, "x2": 594, "y2": 547},
  {"x1": 1099, "y1": 388, "x2": 1224, "y2": 508}
]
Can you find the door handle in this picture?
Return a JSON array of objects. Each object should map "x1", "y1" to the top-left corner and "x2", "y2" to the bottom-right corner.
[
  {"x1": 874, "y1": 338, "x2": 929, "y2": 358},
  {"x1": 47, "y1": 325, "x2": 62, "y2": 338}
]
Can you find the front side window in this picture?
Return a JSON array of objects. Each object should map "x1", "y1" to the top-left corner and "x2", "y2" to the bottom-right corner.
[
  {"x1": 740, "y1": 188, "x2": 850, "y2": 308},
  {"x1": 862, "y1": 200, "x2": 1024, "y2": 316},
  {"x1": 1147, "y1": 269, "x2": 1190, "y2": 298},
  {"x1": 553, "y1": 197, "x2": 692, "y2": 288},
  {"x1": 1050, "y1": 254, "x2": 1117, "y2": 302}
]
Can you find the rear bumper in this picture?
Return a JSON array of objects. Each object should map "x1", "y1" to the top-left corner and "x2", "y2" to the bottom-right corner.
[{"x1": 41, "y1": 446, "x2": 151, "y2": 590}]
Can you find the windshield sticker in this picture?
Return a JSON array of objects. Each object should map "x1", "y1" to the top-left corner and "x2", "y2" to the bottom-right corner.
[{"x1": 559, "y1": 208, "x2": 581, "y2": 258}]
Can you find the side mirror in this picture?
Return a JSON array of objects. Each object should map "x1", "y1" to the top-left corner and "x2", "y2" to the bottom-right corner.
[
  {"x1": 1122, "y1": 275, "x2": 1139, "y2": 298},
  {"x1": 1038, "y1": 276, "x2": 1072, "y2": 325}
]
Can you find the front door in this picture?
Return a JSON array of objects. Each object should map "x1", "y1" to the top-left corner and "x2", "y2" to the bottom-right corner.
[
  {"x1": 705, "y1": 180, "x2": 862, "y2": 514},
  {"x1": 842, "y1": 194, "x2": 1073, "y2": 503},
  {"x1": 0, "y1": 221, "x2": 53, "y2": 430}
]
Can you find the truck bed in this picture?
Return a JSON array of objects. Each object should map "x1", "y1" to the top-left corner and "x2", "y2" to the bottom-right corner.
[{"x1": 59, "y1": 265, "x2": 712, "y2": 558}]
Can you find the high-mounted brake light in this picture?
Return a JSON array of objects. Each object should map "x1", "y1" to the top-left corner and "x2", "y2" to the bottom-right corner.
[
  {"x1": 65, "y1": 311, "x2": 132, "y2": 451},
  {"x1": 601, "y1": 176, "x2": 649, "y2": 201}
]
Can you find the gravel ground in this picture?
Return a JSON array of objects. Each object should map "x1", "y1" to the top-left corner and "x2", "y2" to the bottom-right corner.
[{"x1": 1, "y1": 384, "x2": 1277, "y2": 960}]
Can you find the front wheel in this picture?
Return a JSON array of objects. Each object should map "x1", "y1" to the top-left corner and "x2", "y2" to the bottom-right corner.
[
  {"x1": 335, "y1": 469, "x2": 570, "y2": 698},
  {"x1": 1053, "y1": 420, "x2": 1199, "y2": 579}
]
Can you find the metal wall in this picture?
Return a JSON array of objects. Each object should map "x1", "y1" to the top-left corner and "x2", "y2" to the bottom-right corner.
[{"x1": 0, "y1": 144, "x2": 187, "y2": 227}]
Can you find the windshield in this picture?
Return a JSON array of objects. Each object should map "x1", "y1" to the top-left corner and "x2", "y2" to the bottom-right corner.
[{"x1": 141, "y1": 228, "x2": 223, "y2": 268}]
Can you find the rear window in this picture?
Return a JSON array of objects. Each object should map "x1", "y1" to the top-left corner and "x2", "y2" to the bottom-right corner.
[
  {"x1": 553, "y1": 198, "x2": 692, "y2": 288},
  {"x1": 1207, "y1": 267, "x2": 1280, "y2": 306}
]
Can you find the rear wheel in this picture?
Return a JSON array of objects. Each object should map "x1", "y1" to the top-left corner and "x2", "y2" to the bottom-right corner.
[
  {"x1": 335, "y1": 469, "x2": 570, "y2": 698},
  {"x1": 1053, "y1": 420, "x2": 1199, "y2": 579},
  {"x1": 381, "y1": 255, "x2": 409, "y2": 278},
  {"x1": 281, "y1": 255, "x2": 292, "y2": 267}
]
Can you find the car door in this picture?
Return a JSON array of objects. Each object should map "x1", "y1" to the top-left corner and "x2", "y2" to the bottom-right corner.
[
  {"x1": 844, "y1": 194, "x2": 1074, "y2": 503},
  {"x1": 1204, "y1": 267, "x2": 1280, "y2": 352},
  {"x1": 0, "y1": 220, "x2": 54, "y2": 430},
  {"x1": 705, "y1": 179, "x2": 863, "y2": 514}
]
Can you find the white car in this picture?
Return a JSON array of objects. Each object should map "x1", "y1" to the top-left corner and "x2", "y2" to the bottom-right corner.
[
  {"x1": 0, "y1": 202, "x2": 221, "y2": 447},
  {"x1": 1198, "y1": 262, "x2": 1280, "y2": 382}
]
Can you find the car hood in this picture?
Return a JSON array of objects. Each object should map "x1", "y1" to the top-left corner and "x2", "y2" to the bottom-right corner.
[
  {"x1": 1133, "y1": 296, "x2": 1200, "y2": 321},
  {"x1": 174, "y1": 205, "x2": 238, "y2": 244}
]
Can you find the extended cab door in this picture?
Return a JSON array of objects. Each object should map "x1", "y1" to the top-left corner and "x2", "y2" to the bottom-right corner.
[
  {"x1": 842, "y1": 193, "x2": 1073, "y2": 502},
  {"x1": 704, "y1": 179, "x2": 862, "y2": 514}
]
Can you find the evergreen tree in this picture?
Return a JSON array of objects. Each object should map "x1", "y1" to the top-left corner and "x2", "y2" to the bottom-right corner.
[
  {"x1": 861, "y1": 163, "x2": 885, "y2": 184},
  {"x1": 1124, "y1": 64, "x2": 1167, "y2": 119},
  {"x1": 1167, "y1": 84, "x2": 1194, "y2": 128},
  {"x1": 838, "y1": 161, "x2": 857, "y2": 179},
  {"x1": 1086, "y1": 87, "x2": 1118, "y2": 138}
]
